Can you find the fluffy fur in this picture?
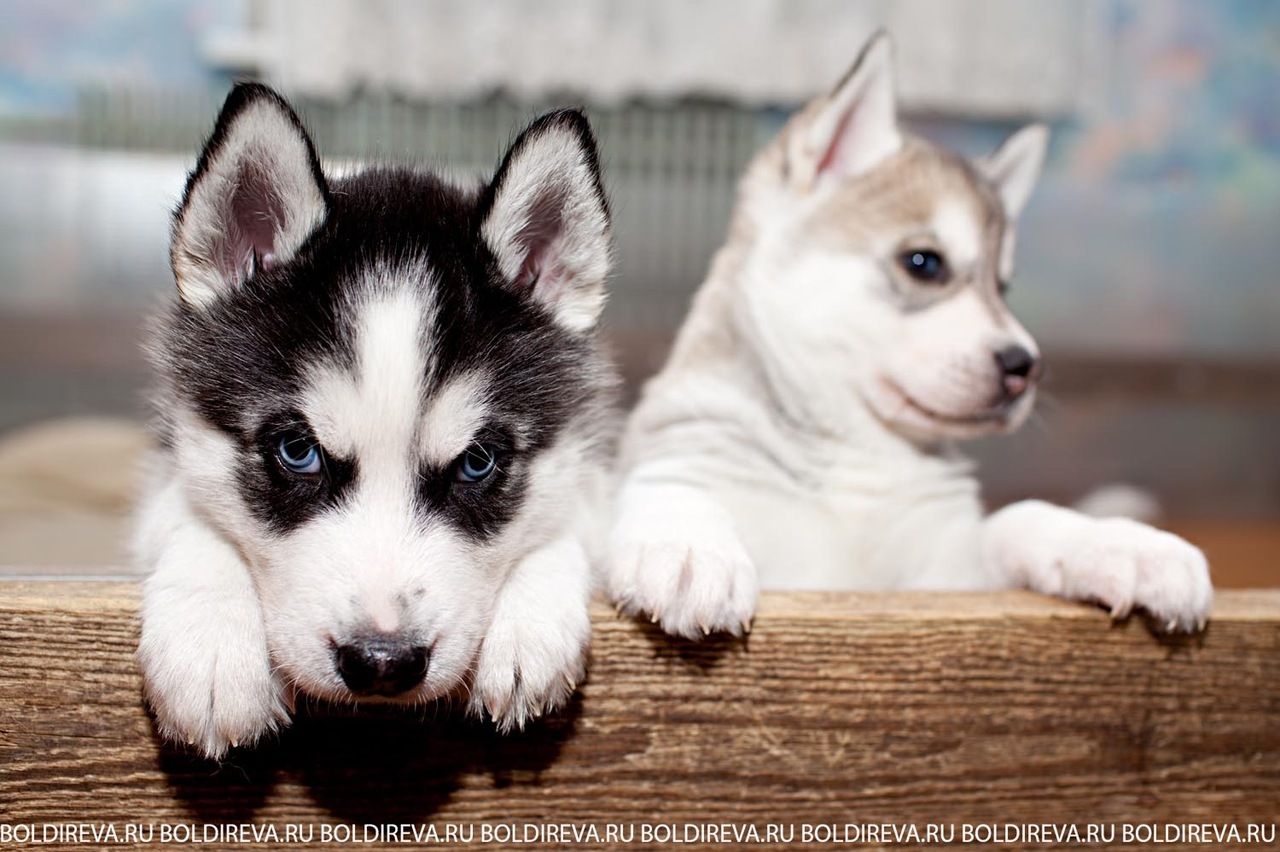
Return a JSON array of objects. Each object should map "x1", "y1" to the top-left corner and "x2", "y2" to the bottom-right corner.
[
  {"x1": 137, "y1": 84, "x2": 617, "y2": 758},
  {"x1": 605, "y1": 33, "x2": 1212, "y2": 639}
]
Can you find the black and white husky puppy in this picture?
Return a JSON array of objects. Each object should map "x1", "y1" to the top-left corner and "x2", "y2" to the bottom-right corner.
[{"x1": 135, "y1": 84, "x2": 616, "y2": 759}]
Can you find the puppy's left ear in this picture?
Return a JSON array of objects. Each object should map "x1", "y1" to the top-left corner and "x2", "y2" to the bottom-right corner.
[
  {"x1": 981, "y1": 123, "x2": 1049, "y2": 220},
  {"x1": 479, "y1": 110, "x2": 612, "y2": 334},
  {"x1": 789, "y1": 31, "x2": 902, "y2": 190}
]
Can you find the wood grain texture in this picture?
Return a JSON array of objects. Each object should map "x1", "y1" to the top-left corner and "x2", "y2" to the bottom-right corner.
[{"x1": 1, "y1": 581, "x2": 1278, "y2": 849}]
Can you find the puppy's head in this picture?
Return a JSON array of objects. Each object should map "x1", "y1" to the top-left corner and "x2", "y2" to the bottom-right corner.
[
  {"x1": 156, "y1": 85, "x2": 612, "y2": 704},
  {"x1": 735, "y1": 34, "x2": 1048, "y2": 442}
]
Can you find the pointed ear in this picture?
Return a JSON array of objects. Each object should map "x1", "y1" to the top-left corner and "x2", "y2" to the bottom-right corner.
[
  {"x1": 171, "y1": 83, "x2": 328, "y2": 308},
  {"x1": 479, "y1": 110, "x2": 612, "y2": 334},
  {"x1": 981, "y1": 123, "x2": 1049, "y2": 220},
  {"x1": 790, "y1": 31, "x2": 902, "y2": 189}
]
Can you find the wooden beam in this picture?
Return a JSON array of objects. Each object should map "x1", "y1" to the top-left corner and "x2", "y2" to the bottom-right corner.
[{"x1": 1, "y1": 581, "x2": 1277, "y2": 848}]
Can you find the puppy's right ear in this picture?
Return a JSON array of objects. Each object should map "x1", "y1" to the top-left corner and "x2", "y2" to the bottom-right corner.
[
  {"x1": 788, "y1": 31, "x2": 902, "y2": 190},
  {"x1": 981, "y1": 123, "x2": 1050, "y2": 220},
  {"x1": 171, "y1": 84, "x2": 328, "y2": 308}
]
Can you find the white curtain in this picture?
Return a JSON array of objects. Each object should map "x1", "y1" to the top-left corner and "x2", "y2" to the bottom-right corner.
[{"x1": 215, "y1": 0, "x2": 1101, "y2": 116}]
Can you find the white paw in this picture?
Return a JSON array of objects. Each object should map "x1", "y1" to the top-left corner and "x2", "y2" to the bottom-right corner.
[
  {"x1": 1057, "y1": 518, "x2": 1212, "y2": 632},
  {"x1": 468, "y1": 597, "x2": 590, "y2": 733},
  {"x1": 139, "y1": 592, "x2": 289, "y2": 759},
  {"x1": 607, "y1": 500, "x2": 759, "y2": 639}
]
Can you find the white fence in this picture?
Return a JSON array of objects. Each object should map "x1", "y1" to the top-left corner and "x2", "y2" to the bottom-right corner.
[{"x1": 1, "y1": 90, "x2": 764, "y2": 327}]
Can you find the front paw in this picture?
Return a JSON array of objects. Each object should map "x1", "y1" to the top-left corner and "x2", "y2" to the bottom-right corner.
[
  {"x1": 1060, "y1": 518, "x2": 1212, "y2": 632},
  {"x1": 468, "y1": 591, "x2": 590, "y2": 733},
  {"x1": 607, "y1": 507, "x2": 759, "y2": 640},
  {"x1": 139, "y1": 600, "x2": 289, "y2": 759}
]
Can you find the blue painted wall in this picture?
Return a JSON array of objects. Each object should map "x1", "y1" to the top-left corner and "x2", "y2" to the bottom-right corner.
[
  {"x1": 1016, "y1": 0, "x2": 1280, "y2": 357},
  {"x1": 0, "y1": 0, "x2": 238, "y2": 115}
]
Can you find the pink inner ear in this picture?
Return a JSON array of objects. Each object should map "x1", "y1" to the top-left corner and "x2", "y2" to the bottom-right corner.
[
  {"x1": 810, "y1": 62, "x2": 897, "y2": 183},
  {"x1": 221, "y1": 161, "x2": 286, "y2": 282},
  {"x1": 517, "y1": 257, "x2": 541, "y2": 289},
  {"x1": 817, "y1": 108, "x2": 861, "y2": 177},
  {"x1": 512, "y1": 189, "x2": 566, "y2": 291}
]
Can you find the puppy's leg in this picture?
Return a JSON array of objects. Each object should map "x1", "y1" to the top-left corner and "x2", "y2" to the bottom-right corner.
[
  {"x1": 605, "y1": 471, "x2": 758, "y2": 639},
  {"x1": 982, "y1": 499, "x2": 1212, "y2": 632},
  {"x1": 136, "y1": 481, "x2": 288, "y2": 758},
  {"x1": 470, "y1": 536, "x2": 592, "y2": 732}
]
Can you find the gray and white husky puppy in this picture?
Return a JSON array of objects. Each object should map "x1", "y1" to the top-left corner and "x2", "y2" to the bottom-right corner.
[
  {"x1": 606, "y1": 34, "x2": 1212, "y2": 639},
  {"x1": 136, "y1": 84, "x2": 616, "y2": 758}
]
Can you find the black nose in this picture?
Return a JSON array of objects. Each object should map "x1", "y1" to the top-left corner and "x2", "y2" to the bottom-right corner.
[
  {"x1": 994, "y1": 345, "x2": 1040, "y2": 398},
  {"x1": 335, "y1": 636, "x2": 429, "y2": 696}
]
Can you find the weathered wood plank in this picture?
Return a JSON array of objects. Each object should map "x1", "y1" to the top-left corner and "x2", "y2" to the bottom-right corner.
[{"x1": 1, "y1": 581, "x2": 1277, "y2": 849}]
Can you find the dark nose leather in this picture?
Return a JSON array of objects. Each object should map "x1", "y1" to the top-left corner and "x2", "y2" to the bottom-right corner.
[
  {"x1": 994, "y1": 345, "x2": 1040, "y2": 399},
  {"x1": 334, "y1": 636, "x2": 429, "y2": 696}
]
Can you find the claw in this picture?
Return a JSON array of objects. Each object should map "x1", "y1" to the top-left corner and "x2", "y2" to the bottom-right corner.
[
  {"x1": 1196, "y1": 617, "x2": 1207, "y2": 632},
  {"x1": 1166, "y1": 618, "x2": 1178, "y2": 633},
  {"x1": 564, "y1": 674, "x2": 577, "y2": 692},
  {"x1": 486, "y1": 692, "x2": 510, "y2": 723},
  {"x1": 229, "y1": 737, "x2": 239, "y2": 749}
]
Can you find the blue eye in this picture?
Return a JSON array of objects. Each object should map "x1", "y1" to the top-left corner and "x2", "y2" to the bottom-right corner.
[
  {"x1": 277, "y1": 431, "x2": 323, "y2": 475},
  {"x1": 899, "y1": 249, "x2": 949, "y2": 283},
  {"x1": 455, "y1": 444, "x2": 499, "y2": 483}
]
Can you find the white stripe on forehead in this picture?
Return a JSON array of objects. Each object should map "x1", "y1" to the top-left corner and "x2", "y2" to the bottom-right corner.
[
  {"x1": 302, "y1": 282, "x2": 430, "y2": 484},
  {"x1": 300, "y1": 269, "x2": 493, "y2": 486}
]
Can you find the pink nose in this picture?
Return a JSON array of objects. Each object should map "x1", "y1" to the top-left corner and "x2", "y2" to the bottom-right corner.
[
  {"x1": 995, "y1": 345, "x2": 1039, "y2": 399},
  {"x1": 1003, "y1": 374, "x2": 1030, "y2": 397}
]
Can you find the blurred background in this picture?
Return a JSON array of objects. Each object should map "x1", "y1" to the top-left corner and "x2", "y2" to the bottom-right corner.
[{"x1": 0, "y1": 0, "x2": 1277, "y2": 579}]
